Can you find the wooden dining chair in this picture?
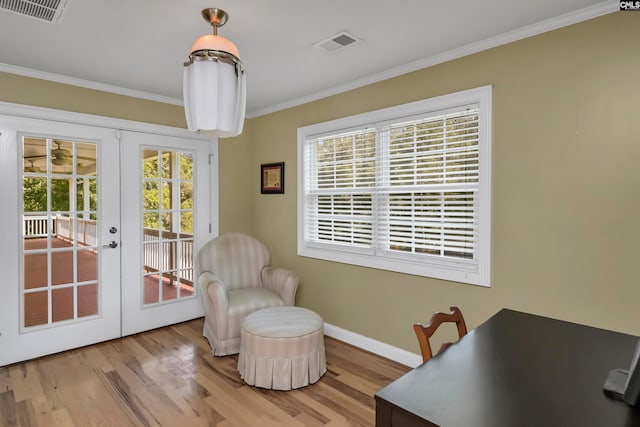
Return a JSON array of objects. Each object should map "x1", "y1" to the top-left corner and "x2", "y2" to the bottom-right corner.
[{"x1": 413, "y1": 306, "x2": 468, "y2": 363}]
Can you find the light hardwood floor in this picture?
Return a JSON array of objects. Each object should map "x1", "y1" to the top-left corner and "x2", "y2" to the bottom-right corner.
[{"x1": 0, "y1": 318, "x2": 411, "y2": 427}]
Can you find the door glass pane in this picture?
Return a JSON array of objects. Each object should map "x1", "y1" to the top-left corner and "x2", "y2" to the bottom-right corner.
[
  {"x1": 24, "y1": 291, "x2": 48, "y2": 327},
  {"x1": 22, "y1": 136, "x2": 100, "y2": 328},
  {"x1": 78, "y1": 249, "x2": 97, "y2": 282},
  {"x1": 161, "y1": 151, "x2": 172, "y2": 179},
  {"x1": 23, "y1": 252, "x2": 47, "y2": 289},
  {"x1": 76, "y1": 216, "x2": 98, "y2": 246},
  {"x1": 23, "y1": 178, "x2": 47, "y2": 212},
  {"x1": 51, "y1": 140, "x2": 73, "y2": 176},
  {"x1": 76, "y1": 177, "x2": 97, "y2": 212},
  {"x1": 77, "y1": 284, "x2": 98, "y2": 317},
  {"x1": 163, "y1": 270, "x2": 179, "y2": 302},
  {"x1": 180, "y1": 153, "x2": 193, "y2": 180},
  {"x1": 143, "y1": 182, "x2": 159, "y2": 210},
  {"x1": 144, "y1": 212, "x2": 160, "y2": 229},
  {"x1": 143, "y1": 149, "x2": 159, "y2": 178},
  {"x1": 180, "y1": 212, "x2": 193, "y2": 235},
  {"x1": 51, "y1": 179, "x2": 71, "y2": 211},
  {"x1": 179, "y1": 269, "x2": 195, "y2": 300},
  {"x1": 143, "y1": 274, "x2": 160, "y2": 304},
  {"x1": 77, "y1": 143, "x2": 97, "y2": 176},
  {"x1": 161, "y1": 213, "x2": 172, "y2": 232},
  {"x1": 180, "y1": 183, "x2": 193, "y2": 209},
  {"x1": 51, "y1": 249, "x2": 73, "y2": 286},
  {"x1": 23, "y1": 137, "x2": 47, "y2": 175},
  {"x1": 52, "y1": 287, "x2": 74, "y2": 322},
  {"x1": 142, "y1": 148, "x2": 195, "y2": 304},
  {"x1": 161, "y1": 182, "x2": 172, "y2": 210}
]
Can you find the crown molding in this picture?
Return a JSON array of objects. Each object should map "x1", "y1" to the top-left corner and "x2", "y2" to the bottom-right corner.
[
  {"x1": 247, "y1": 1, "x2": 618, "y2": 118},
  {"x1": 0, "y1": 62, "x2": 183, "y2": 106}
]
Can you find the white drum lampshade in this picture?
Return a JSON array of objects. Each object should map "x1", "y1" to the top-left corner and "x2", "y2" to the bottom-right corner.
[{"x1": 183, "y1": 8, "x2": 246, "y2": 137}]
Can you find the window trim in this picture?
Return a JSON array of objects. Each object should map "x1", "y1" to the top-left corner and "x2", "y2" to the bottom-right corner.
[{"x1": 297, "y1": 86, "x2": 492, "y2": 287}]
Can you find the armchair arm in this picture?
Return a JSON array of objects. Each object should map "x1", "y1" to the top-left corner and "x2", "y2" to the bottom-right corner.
[
  {"x1": 261, "y1": 266, "x2": 299, "y2": 306},
  {"x1": 199, "y1": 272, "x2": 229, "y2": 335}
]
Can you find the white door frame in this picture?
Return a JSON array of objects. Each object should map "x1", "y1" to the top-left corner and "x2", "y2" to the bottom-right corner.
[{"x1": 0, "y1": 102, "x2": 218, "y2": 366}]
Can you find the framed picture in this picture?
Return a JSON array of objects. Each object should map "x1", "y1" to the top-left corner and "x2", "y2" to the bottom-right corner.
[{"x1": 261, "y1": 162, "x2": 284, "y2": 194}]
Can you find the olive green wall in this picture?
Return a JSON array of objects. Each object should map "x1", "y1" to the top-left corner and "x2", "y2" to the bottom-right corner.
[
  {"x1": 218, "y1": 128, "x2": 252, "y2": 233},
  {"x1": 246, "y1": 11, "x2": 640, "y2": 354}
]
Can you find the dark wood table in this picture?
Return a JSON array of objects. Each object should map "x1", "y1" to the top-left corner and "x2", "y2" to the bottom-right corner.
[{"x1": 375, "y1": 309, "x2": 640, "y2": 426}]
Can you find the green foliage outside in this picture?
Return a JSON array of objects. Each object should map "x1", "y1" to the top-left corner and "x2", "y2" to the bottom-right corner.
[
  {"x1": 23, "y1": 177, "x2": 97, "y2": 218},
  {"x1": 142, "y1": 151, "x2": 194, "y2": 234}
]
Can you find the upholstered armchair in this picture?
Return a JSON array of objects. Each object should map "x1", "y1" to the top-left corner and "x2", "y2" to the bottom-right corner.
[{"x1": 196, "y1": 232, "x2": 299, "y2": 356}]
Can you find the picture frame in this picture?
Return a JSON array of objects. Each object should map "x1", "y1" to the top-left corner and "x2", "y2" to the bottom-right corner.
[{"x1": 261, "y1": 162, "x2": 284, "y2": 194}]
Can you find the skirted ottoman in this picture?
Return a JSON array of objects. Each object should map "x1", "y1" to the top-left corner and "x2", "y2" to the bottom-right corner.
[{"x1": 238, "y1": 306, "x2": 327, "y2": 390}]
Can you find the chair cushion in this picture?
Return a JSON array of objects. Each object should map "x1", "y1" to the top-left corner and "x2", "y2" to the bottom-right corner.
[
  {"x1": 226, "y1": 288, "x2": 284, "y2": 337},
  {"x1": 241, "y1": 306, "x2": 323, "y2": 338}
]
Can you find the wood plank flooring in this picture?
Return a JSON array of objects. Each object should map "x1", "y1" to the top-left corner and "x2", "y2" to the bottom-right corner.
[{"x1": 0, "y1": 318, "x2": 411, "y2": 427}]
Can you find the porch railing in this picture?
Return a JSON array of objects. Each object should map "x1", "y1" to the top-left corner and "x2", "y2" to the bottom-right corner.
[
  {"x1": 23, "y1": 215, "x2": 97, "y2": 246},
  {"x1": 143, "y1": 228, "x2": 194, "y2": 286},
  {"x1": 23, "y1": 216, "x2": 49, "y2": 238},
  {"x1": 54, "y1": 216, "x2": 98, "y2": 246}
]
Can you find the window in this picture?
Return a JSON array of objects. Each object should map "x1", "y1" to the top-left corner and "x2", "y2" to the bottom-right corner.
[{"x1": 297, "y1": 86, "x2": 492, "y2": 286}]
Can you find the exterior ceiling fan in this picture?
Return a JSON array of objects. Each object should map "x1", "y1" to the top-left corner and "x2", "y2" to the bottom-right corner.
[
  {"x1": 50, "y1": 141, "x2": 73, "y2": 166},
  {"x1": 24, "y1": 159, "x2": 43, "y2": 173},
  {"x1": 23, "y1": 140, "x2": 95, "y2": 167}
]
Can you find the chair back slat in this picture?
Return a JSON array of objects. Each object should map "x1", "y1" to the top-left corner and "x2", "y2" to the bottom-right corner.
[{"x1": 413, "y1": 306, "x2": 468, "y2": 363}]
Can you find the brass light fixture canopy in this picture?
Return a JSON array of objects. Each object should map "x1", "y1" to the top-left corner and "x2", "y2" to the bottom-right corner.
[
  {"x1": 202, "y1": 8, "x2": 228, "y2": 32},
  {"x1": 185, "y1": 7, "x2": 241, "y2": 67}
]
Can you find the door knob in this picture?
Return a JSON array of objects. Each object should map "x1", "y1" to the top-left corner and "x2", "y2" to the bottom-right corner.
[{"x1": 102, "y1": 241, "x2": 118, "y2": 249}]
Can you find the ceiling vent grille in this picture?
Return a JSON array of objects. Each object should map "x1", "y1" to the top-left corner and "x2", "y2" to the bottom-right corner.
[
  {"x1": 314, "y1": 31, "x2": 360, "y2": 53},
  {"x1": 0, "y1": 0, "x2": 70, "y2": 23}
]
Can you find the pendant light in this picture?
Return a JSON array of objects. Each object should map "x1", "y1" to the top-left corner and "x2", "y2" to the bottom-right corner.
[{"x1": 183, "y1": 8, "x2": 246, "y2": 137}]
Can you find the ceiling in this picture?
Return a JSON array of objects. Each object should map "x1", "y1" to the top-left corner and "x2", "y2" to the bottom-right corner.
[{"x1": 0, "y1": 0, "x2": 615, "y2": 118}]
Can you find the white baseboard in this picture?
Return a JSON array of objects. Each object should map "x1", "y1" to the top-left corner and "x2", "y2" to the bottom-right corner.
[{"x1": 324, "y1": 323, "x2": 422, "y2": 368}]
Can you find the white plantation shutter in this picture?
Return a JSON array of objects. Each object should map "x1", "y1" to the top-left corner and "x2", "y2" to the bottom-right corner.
[
  {"x1": 298, "y1": 86, "x2": 491, "y2": 286},
  {"x1": 303, "y1": 127, "x2": 376, "y2": 250},
  {"x1": 377, "y1": 107, "x2": 479, "y2": 262}
]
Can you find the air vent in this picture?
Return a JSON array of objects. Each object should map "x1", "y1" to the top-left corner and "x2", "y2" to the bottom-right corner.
[
  {"x1": 0, "y1": 0, "x2": 70, "y2": 23},
  {"x1": 314, "y1": 31, "x2": 360, "y2": 53}
]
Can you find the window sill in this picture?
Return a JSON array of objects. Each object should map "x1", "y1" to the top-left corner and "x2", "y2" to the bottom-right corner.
[{"x1": 298, "y1": 243, "x2": 490, "y2": 287}]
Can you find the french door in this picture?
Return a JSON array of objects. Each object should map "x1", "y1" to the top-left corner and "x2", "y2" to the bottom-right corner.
[
  {"x1": 0, "y1": 112, "x2": 212, "y2": 366},
  {"x1": 0, "y1": 115, "x2": 121, "y2": 366},
  {"x1": 120, "y1": 131, "x2": 209, "y2": 336}
]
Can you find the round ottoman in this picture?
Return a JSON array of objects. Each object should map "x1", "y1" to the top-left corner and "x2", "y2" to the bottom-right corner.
[{"x1": 238, "y1": 306, "x2": 327, "y2": 390}]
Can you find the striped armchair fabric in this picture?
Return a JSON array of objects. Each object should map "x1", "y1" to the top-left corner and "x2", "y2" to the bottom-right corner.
[{"x1": 197, "y1": 233, "x2": 299, "y2": 356}]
